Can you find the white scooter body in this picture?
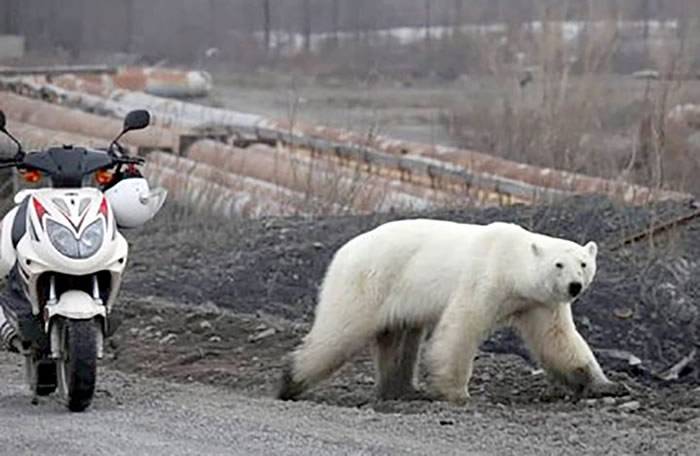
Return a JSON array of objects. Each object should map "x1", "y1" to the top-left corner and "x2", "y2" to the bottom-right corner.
[
  {"x1": 0, "y1": 206, "x2": 18, "y2": 278},
  {"x1": 1, "y1": 187, "x2": 128, "y2": 357},
  {"x1": 0, "y1": 107, "x2": 161, "y2": 412}
]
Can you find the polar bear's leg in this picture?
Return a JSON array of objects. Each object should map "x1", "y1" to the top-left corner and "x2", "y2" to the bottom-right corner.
[
  {"x1": 278, "y1": 305, "x2": 376, "y2": 400},
  {"x1": 426, "y1": 298, "x2": 493, "y2": 403},
  {"x1": 372, "y1": 326, "x2": 423, "y2": 400},
  {"x1": 514, "y1": 304, "x2": 624, "y2": 396}
]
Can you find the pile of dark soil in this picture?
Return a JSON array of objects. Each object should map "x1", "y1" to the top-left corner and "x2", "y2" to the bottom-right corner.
[
  {"x1": 122, "y1": 195, "x2": 700, "y2": 387},
  {"x1": 107, "y1": 293, "x2": 700, "y2": 422}
]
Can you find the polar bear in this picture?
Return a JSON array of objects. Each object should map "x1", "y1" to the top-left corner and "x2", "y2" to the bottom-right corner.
[{"x1": 278, "y1": 219, "x2": 623, "y2": 402}]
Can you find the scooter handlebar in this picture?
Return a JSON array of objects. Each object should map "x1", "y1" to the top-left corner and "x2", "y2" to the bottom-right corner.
[{"x1": 114, "y1": 156, "x2": 145, "y2": 166}]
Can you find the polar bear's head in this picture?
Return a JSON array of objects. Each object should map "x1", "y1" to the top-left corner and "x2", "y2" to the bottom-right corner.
[{"x1": 529, "y1": 239, "x2": 598, "y2": 304}]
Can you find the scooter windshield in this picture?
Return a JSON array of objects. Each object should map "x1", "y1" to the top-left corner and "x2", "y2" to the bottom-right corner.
[{"x1": 22, "y1": 146, "x2": 113, "y2": 188}]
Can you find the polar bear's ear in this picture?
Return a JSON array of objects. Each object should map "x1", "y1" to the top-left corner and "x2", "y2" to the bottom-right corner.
[
  {"x1": 531, "y1": 242, "x2": 541, "y2": 257},
  {"x1": 585, "y1": 241, "x2": 598, "y2": 258}
]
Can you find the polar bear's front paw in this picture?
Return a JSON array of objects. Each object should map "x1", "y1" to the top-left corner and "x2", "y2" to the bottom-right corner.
[
  {"x1": 555, "y1": 365, "x2": 630, "y2": 399},
  {"x1": 444, "y1": 389, "x2": 469, "y2": 405},
  {"x1": 431, "y1": 382, "x2": 470, "y2": 405},
  {"x1": 583, "y1": 380, "x2": 630, "y2": 398}
]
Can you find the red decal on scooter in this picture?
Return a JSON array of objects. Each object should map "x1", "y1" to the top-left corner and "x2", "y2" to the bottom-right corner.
[{"x1": 32, "y1": 198, "x2": 48, "y2": 225}]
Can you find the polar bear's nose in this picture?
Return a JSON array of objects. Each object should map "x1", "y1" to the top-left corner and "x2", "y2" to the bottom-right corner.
[{"x1": 569, "y1": 282, "x2": 583, "y2": 297}]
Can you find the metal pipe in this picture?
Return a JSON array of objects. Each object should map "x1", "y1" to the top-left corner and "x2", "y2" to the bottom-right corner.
[
  {"x1": 2, "y1": 92, "x2": 180, "y2": 152},
  {"x1": 0, "y1": 65, "x2": 117, "y2": 77},
  {"x1": 145, "y1": 157, "x2": 323, "y2": 218},
  {"x1": 3, "y1": 76, "x2": 689, "y2": 204},
  {"x1": 185, "y1": 140, "x2": 450, "y2": 212}
]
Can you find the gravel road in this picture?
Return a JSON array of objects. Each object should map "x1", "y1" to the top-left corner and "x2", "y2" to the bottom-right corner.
[
  {"x1": 2, "y1": 346, "x2": 699, "y2": 456},
  {"x1": 1, "y1": 352, "x2": 488, "y2": 456}
]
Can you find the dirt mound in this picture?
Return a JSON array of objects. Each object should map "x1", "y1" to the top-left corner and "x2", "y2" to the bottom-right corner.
[{"x1": 122, "y1": 196, "x2": 700, "y2": 385}]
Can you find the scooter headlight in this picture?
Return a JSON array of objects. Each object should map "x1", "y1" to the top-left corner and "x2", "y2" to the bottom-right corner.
[
  {"x1": 47, "y1": 219, "x2": 79, "y2": 258},
  {"x1": 78, "y1": 220, "x2": 104, "y2": 258},
  {"x1": 46, "y1": 219, "x2": 104, "y2": 259}
]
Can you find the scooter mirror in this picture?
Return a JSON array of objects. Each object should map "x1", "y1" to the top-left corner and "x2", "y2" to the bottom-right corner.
[
  {"x1": 0, "y1": 110, "x2": 23, "y2": 155},
  {"x1": 123, "y1": 110, "x2": 150, "y2": 132}
]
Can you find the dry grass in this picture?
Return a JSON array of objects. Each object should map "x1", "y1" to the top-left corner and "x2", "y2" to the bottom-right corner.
[{"x1": 445, "y1": 15, "x2": 700, "y2": 196}]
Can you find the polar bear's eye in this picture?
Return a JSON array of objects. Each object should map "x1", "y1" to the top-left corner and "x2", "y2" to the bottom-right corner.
[
  {"x1": 555, "y1": 262, "x2": 564, "y2": 269},
  {"x1": 581, "y1": 262, "x2": 587, "y2": 268}
]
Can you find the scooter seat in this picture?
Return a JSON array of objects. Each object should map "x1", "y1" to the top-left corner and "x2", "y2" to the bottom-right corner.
[{"x1": 11, "y1": 198, "x2": 28, "y2": 248}]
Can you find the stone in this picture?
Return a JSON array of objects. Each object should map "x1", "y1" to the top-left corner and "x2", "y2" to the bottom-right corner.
[
  {"x1": 602, "y1": 397, "x2": 617, "y2": 406},
  {"x1": 618, "y1": 400, "x2": 641, "y2": 412},
  {"x1": 248, "y1": 327, "x2": 276, "y2": 342},
  {"x1": 159, "y1": 333, "x2": 177, "y2": 344}
]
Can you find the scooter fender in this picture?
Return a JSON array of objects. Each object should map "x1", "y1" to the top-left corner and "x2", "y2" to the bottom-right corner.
[
  {"x1": 47, "y1": 291, "x2": 106, "y2": 359},
  {"x1": 46, "y1": 290, "x2": 106, "y2": 323}
]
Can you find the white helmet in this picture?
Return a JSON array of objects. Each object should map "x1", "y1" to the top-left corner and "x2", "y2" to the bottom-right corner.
[{"x1": 104, "y1": 177, "x2": 167, "y2": 228}]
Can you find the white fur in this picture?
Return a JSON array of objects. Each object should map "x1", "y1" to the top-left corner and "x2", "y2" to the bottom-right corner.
[{"x1": 287, "y1": 219, "x2": 610, "y2": 402}]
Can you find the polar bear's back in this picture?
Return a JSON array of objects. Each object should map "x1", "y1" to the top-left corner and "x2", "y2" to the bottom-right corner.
[
  {"x1": 318, "y1": 219, "x2": 530, "y2": 326},
  {"x1": 337, "y1": 219, "x2": 526, "y2": 265}
]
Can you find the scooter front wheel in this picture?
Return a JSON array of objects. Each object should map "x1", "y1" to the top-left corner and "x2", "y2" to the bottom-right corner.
[{"x1": 56, "y1": 318, "x2": 98, "y2": 412}]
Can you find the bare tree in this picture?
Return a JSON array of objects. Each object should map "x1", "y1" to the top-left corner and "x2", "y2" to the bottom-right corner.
[
  {"x1": 454, "y1": 0, "x2": 463, "y2": 30},
  {"x1": 263, "y1": 0, "x2": 271, "y2": 53},
  {"x1": 302, "y1": 0, "x2": 311, "y2": 53},
  {"x1": 124, "y1": 0, "x2": 134, "y2": 53},
  {"x1": 676, "y1": 0, "x2": 690, "y2": 41},
  {"x1": 2, "y1": 0, "x2": 14, "y2": 33},
  {"x1": 207, "y1": 0, "x2": 217, "y2": 48},
  {"x1": 424, "y1": 0, "x2": 432, "y2": 46},
  {"x1": 642, "y1": 0, "x2": 650, "y2": 59},
  {"x1": 331, "y1": 0, "x2": 339, "y2": 48},
  {"x1": 353, "y1": 1, "x2": 361, "y2": 43},
  {"x1": 75, "y1": 0, "x2": 87, "y2": 57},
  {"x1": 48, "y1": 1, "x2": 59, "y2": 50}
]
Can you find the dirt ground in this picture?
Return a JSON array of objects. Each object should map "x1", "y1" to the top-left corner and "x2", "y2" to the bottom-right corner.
[
  {"x1": 206, "y1": 72, "x2": 462, "y2": 146},
  {"x1": 93, "y1": 195, "x2": 700, "y2": 454}
]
